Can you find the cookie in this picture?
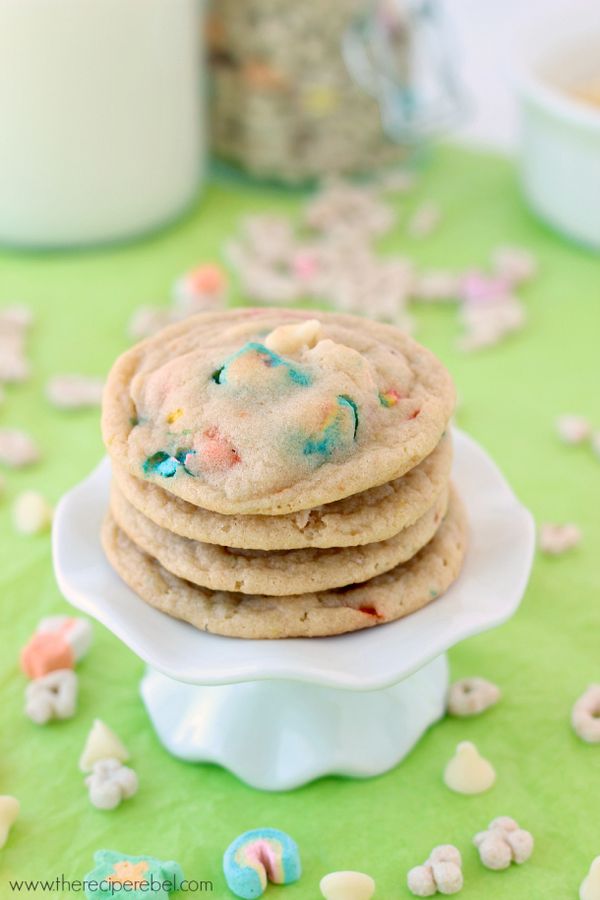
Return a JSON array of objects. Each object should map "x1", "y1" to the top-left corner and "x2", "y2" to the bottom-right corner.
[
  {"x1": 102, "y1": 309, "x2": 455, "y2": 515},
  {"x1": 110, "y1": 483, "x2": 449, "y2": 595},
  {"x1": 111, "y1": 431, "x2": 452, "y2": 550},
  {"x1": 101, "y1": 490, "x2": 467, "y2": 639}
]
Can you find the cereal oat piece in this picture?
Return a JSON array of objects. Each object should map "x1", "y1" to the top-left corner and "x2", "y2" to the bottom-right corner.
[
  {"x1": 320, "y1": 871, "x2": 375, "y2": 900},
  {"x1": 79, "y1": 719, "x2": 130, "y2": 772},
  {"x1": 591, "y1": 431, "x2": 600, "y2": 459},
  {"x1": 46, "y1": 374, "x2": 104, "y2": 410},
  {"x1": 491, "y1": 246, "x2": 537, "y2": 285},
  {"x1": 408, "y1": 845, "x2": 463, "y2": 896},
  {"x1": 85, "y1": 758, "x2": 138, "y2": 810},
  {"x1": 24, "y1": 669, "x2": 78, "y2": 724},
  {"x1": 21, "y1": 616, "x2": 92, "y2": 679},
  {"x1": 555, "y1": 414, "x2": 591, "y2": 445},
  {"x1": 448, "y1": 677, "x2": 501, "y2": 717},
  {"x1": 172, "y1": 263, "x2": 228, "y2": 315},
  {"x1": 223, "y1": 828, "x2": 301, "y2": 899},
  {"x1": 572, "y1": 684, "x2": 600, "y2": 743},
  {"x1": 444, "y1": 741, "x2": 496, "y2": 794},
  {"x1": 580, "y1": 857, "x2": 600, "y2": 900},
  {"x1": 473, "y1": 817, "x2": 533, "y2": 870},
  {"x1": 128, "y1": 306, "x2": 176, "y2": 340},
  {"x1": 0, "y1": 429, "x2": 40, "y2": 467},
  {"x1": 0, "y1": 796, "x2": 19, "y2": 848},
  {"x1": 539, "y1": 522, "x2": 581, "y2": 555}
]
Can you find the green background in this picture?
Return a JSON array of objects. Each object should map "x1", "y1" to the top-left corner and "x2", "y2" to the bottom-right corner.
[{"x1": 0, "y1": 147, "x2": 599, "y2": 898}]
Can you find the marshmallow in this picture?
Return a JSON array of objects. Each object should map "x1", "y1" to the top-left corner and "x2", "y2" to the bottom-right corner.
[
  {"x1": 46, "y1": 375, "x2": 104, "y2": 410},
  {"x1": 448, "y1": 677, "x2": 501, "y2": 717},
  {"x1": 85, "y1": 758, "x2": 139, "y2": 810},
  {"x1": 581, "y1": 857, "x2": 600, "y2": 900},
  {"x1": 408, "y1": 846, "x2": 463, "y2": 896},
  {"x1": 21, "y1": 615, "x2": 92, "y2": 679},
  {"x1": 444, "y1": 741, "x2": 496, "y2": 794},
  {"x1": 0, "y1": 429, "x2": 40, "y2": 467},
  {"x1": 474, "y1": 817, "x2": 533, "y2": 870},
  {"x1": 25, "y1": 669, "x2": 78, "y2": 724},
  {"x1": 0, "y1": 796, "x2": 19, "y2": 848},
  {"x1": 79, "y1": 720, "x2": 130, "y2": 773},
  {"x1": 539, "y1": 523, "x2": 582, "y2": 555},
  {"x1": 320, "y1": 871, "x2": 375, "y2": 900},
  {"x1": 13, "y1": 491, "x2": 53, "y2": 535},
  {"x1": 572, "y1": 685, "x2": 600, "y2": 743}
]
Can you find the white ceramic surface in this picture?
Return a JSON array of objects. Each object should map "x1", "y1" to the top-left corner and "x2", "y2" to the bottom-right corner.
[
  {"x1": 0, "y1": 0, "x2": 204, "y2": 247},
  {"x1": 140, "y1": 656, "x2": 449, "y2": 791},
  {"x1": 53, "y1": 429, "x2": 534, "y2": 690},
  {"x1": 517, "y1": 20, "x2": 600, "y2": 249},
  {"x1": 53, "y1": 428, "x2": 534, "y2": 790}
]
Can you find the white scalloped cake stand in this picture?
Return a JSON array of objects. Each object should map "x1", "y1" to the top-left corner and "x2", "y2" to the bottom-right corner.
[{"x1": 53, "y1": 430, "x2": 534, "y2": 791}]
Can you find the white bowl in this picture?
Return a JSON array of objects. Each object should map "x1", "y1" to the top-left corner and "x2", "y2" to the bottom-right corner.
[{"x1": 518, "y1": 23, "x2": 600, "y2": 249}]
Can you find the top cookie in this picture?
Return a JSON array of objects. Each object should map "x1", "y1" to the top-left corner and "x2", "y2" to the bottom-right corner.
[{"x1": 102, "y1": 309, "x2": 455, "y2": 515}]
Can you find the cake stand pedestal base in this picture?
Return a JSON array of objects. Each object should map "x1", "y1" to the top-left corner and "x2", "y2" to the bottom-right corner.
[{"x1": 140, "y1": 653, "x2": 448, "y2": 791}]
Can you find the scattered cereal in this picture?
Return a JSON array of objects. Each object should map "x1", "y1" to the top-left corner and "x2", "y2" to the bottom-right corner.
[
  {"x1": 444, "y1": 741, "x2": 496, "y2": 794},
  {"x1": 0, "y1": 305, "x2": 32, "y2": 384},
  {"x1": 580, "y1": 857, "x2": 600, "y2": 900},
  {"x1": 172, "y1": 263, "x2": 228, "y2": 315},
  {"x1": 407, "y1": 845, "x2": 463, "y2": 896},
  {"x1": 555, "y1": 414, "x2": 591, "y2": 445},
  {"x1": 46, "y1": 374, "x2": 104, "y2": 410},
  {"x1": 24, "y1": 669, "x2": 78, "y2": 725},
  {"x1": 539, "y1": 522, "x2": 581, "y2": 555},
  {"x1": 592, "y1": 432, "x2": 600, "y2": 459},
  {"x1": 448, "y1": 677, "x2": 501, "y2": 717},
  {"x1": 0, "y1": 428, "x2": 40, "y2": 467},
  {"x1": 0, "y1": 796, "x2": 19, "y2": 849},
  {"x1": 79, "y1": 719, "x2": 130, "y2": 773},
  {"x1": 84, "y1": 850, "x2": 183, "y2": 899},
  {"x1": 572, "y1": 684, "x2": 600, "y2": 743},
  {"x1": 13, "y1": 490, "x2": 53, "y2": 535},
  {"x1": 473, "y1": 817, "x2": 533, "y2": 870},
  {"x1": 320, "y1": 870, "x2": 375, "y2": 900},
  {"x1": 491, "y1": 246, "x2": 537, "y2": 285},
  {"x1": 128, "y1": 306, "x2": 176, "y2": 340},
  {"x1": 85, "y1": 758, "x2": 139, "y2": 810},
  {"x1": 223, "y1": 828, "x2": 301, "y2": 899}
]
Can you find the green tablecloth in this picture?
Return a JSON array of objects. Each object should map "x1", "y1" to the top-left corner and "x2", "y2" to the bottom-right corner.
[{"x1": 1, "y1": 146, "x2": 599, "y2": 898}]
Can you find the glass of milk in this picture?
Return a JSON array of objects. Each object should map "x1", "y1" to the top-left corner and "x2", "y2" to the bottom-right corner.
[{"x1": 0, "y1": 0, "x2": 205, "y2": 247}]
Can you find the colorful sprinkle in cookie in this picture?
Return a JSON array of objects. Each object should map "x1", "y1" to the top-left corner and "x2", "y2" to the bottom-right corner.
[
  {"x1": 102, "y1": 310, "x2": 454, "y2": 515},
  {"x1": 223, "y1": 828, "x2": 301, "y2": 899}
]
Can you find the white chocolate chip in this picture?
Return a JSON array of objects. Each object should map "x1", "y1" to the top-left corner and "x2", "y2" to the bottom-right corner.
[
  {"x1": 46, "y1": 374, "x2": 104, "y2": 410},
  {"x1": 0, "y1": 429, "x2": 40, "y2": 467},
  {"x1": 264, "y1": 319, "x2": 323, "y2": 355},
  {"x1": 539, "y1": 522, "x2": 581, "y2": 555},
  {"x1": 555, "y1": 414, "x2": 591, "y2": 445},
  {"x1": 25, "y1": 669, "x2": 78, "y2": 725},
  {"x1": 444, "y1": 741, "x2": 496, "y2": 794},
  {"x1": 448, "y1": 677, "x2": 501, "y2": 717},
  {"x1": 580, "y1": 857, "x2": 600, "y2": 900},
  {"x1": 572, "y1": 684, "x2": 600, "y2": 743},
  {"x1": 79, "y1": 719, "x2": 130, "y2": 772},
  {"x1": 0, "y1": 796, "x2": 20, "y2": 848},
  {"x1": 408, "y1": 846, "x2": 463, "y2": 896},
  {"x1": 85, "y1": 758, "x2": 139, "y2": 810},
  {"x1": 474, "y1": 817, "x2": 533, "y2": 870},
  {"x1": 13, "y1": 491, "x2": 53, "y2": 535},
  {"x1": 319, "y1": 870, "x2": 375, "y2": 900}
]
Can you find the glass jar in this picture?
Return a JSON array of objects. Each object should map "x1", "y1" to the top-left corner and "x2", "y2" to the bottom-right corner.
[{"x1": 207, "y1": 0, "x2": 462, "y2": 183}]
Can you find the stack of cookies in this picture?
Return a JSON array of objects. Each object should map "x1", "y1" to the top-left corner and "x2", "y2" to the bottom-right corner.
[{"x1": 101, "y1": 309, "x2": 467, "y2": 639}]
